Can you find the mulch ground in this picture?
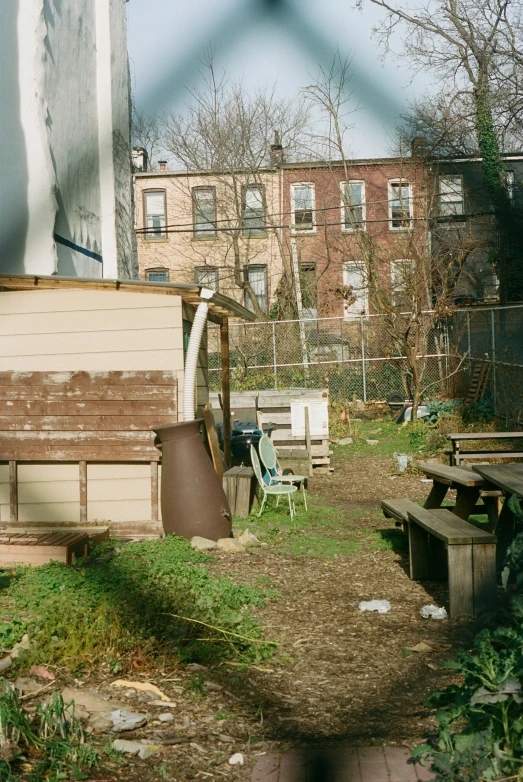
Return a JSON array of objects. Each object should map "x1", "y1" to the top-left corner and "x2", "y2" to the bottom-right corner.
[{"x1": 20, "y1": 450, "x2": 484, "y2": 781}]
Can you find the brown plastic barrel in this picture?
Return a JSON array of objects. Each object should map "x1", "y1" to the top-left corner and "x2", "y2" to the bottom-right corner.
[{"x1": 152, "y1": 419, "x2": 232, "y2": 540}]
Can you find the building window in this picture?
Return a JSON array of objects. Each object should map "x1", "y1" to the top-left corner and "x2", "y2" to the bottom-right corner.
[
  {"x1": 300, "y1": 262, "x2": 318, "y2": 319},
  {"x1": 505, "y1": 170, "x2": 515, "y2": 201},
  {"x1": 291, "y1": 183, "x2": 315, "y2": 233},
  {"x1": 195, "y1": 266, "x2": 219, "y2": 291},
  {"x1": 391, "y1": 259, "x2": 415, "y2": 309},
  {"x1": 193, "y1": 187, "x2": 216, "y2": 237},
  {"x1": 341, "y1": 181, "x2": 365, "y2": 231},
  {"x1": 146, "y1": 268, "x2": 169, "y2": 282},
  {"x1": 343, "y1": 265, "x2": 367, "y2": 316},
  {"x1": 244, "y1": 265, "x2": 268, "y2": 312},
  {"x1": 143, "y1": 190, "x2": 167, "y2": 238},
  {"x1": 242, "y1": 185, "x2": 265, "y2": 235},
  {"x1": 388, "y1": 180, "x2": 412, "y2": 229},
  {"x1": 439, "y1": 175, "x2": 465, "y2": 216}
]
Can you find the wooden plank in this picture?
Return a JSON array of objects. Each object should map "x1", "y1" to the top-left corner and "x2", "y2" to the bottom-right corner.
[
  {"x1": 220, "y1": 319, "x2": 232, "y2": 468},
  {"x1": 408, "y1": 522, "x2": 431, "y2": 580},
  {"x1": 304, "y1": 406, "x2": 313, "y2": 478},
  {"x1": 407, "y1": 507, "x2": 472, "y2": 544},
  {"x1": 0, "y1": 446, "x2": 161, "y2": 462},
  {"x1": 271, "y1": 429, "x2": 326, "y2": 443},
  {"x1": 418, "y1": 462, "x2": 487, "y2": 487},
  {"x1": 0, "y1": 385, "x2": 177, "y2": 402},
  {"x1": 448, "y1": 431, "x2": 523, "y2": 440},
  {"x1": 448, "y1": 544, "x2": 474, "y2": 617},
  {"x1": 273, "y1": 443, "x2": 329, "y2": 457},
  {"x1": 381, "y1": 498, "x2": 420, "y2": 523},
  {"x1": 235, "y1": 469, "x2": 254, "y2": 518},
  {"x1": 0, "y1": 370, "x2": 177, "y2": 386},
  {"x1": 430, "y1": 509, "x2": 497, "y2": 543},
  {"x1": 9, "y1": 461, "x2": 17, "y2": 522},
  {"x1": 0, "y1": 430, "x2": 156, "y2": 444},
  {"x1": 473, "y1": 464, "x2": 523, "y2": 496},
  {"x1": 0, "y1": 401, "x2": 177, "y2": 416},
  {"x1": 79, "y1": 461, "x2": 87, "y2": 524},
  {"x1": 203, "y1": 406, "x2": 223, "y2": 480},
  {"x1": 0, "y1": 415, "x2": 177, "y2": 430},
  {"x1": 423, "y1": 480, "x2": 449, "y2": 508},
  {"x1": 454, "y1": 486, "x2": 481, "y2": 519},
  {"x1": 151, "y1": 461, "x2": 159, "y2": 523},
  {"x1": 473, "y1": 543, "x2": 498, "y2": 615}
]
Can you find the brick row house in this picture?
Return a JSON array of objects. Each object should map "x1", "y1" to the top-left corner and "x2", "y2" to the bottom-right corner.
[{"x1": 133, "y1": 147, "x2": 523, "y2": 319}]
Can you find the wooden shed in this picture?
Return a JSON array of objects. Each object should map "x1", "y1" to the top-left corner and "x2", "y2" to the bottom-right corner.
[{"x1": 0, "y1": 275, "x2": 253, "y2": 538}]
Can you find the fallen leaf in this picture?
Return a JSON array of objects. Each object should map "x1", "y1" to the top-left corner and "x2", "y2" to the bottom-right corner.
[
  {"x1": 110, "y1": 679, "x2": 170, "y2": 702},
  {"x1": 29, "y1": 665, "x2": 55, "y2": 681},
  {"x1": 406, "y1": 642, "x2": 434, "y2": 654}
]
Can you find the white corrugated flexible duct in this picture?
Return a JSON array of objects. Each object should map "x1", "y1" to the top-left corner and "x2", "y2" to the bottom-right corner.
[{"x1": 183, "y1": 287, "x2": 214, "y2": 421}]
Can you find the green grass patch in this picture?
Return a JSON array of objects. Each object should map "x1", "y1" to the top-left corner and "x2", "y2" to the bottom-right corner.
[
  {"x1": 0, "y1": 536, "x2": 275, "y2": 675},
  {"x1": 234, "y1": 497, "x2": 406, "y2": 559}
]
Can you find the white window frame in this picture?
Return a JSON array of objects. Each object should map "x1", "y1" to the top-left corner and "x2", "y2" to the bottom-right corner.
[
  {"x1": 439, "y1": 174, "x2": 465, "y2": 217},
  {"x1": 143, "y1": 190, "x2": 167, "y2": 239},
  {"x1": 193, "y1": 186, "x2": 217, "y2": 238},
  {"x1": 388, "y1": 180, "x2": 413, "y2": 231},
  {"x1": 390, "y1": 259, "x2": 415, "y2": 308},
  {"x1": 194, "y1": 266, "x2": 219, "y2": 291},
  {"x1": 291, "y1": 182, "x2": 316, "y2": 234},
  {"x1": 342, "y1": 264, "x2": 368, "y2": 318},
  {"x1": 242, "y1": 184, "x2": 266, "y2": 236},
  {"x1": 341, "y1": 180, "x2": 366, "y2": 232},
  {"x1": 244, "y1": 264, "x2": 268, "y2": 312},
  {"x1": 505, "y1": 170, "x2": 515, "y2": 201}
]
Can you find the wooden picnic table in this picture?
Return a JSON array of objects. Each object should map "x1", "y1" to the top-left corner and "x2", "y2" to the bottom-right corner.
[
  {"x1": 447, "y1": 431, "x2": 523, "y2": 465},
  {"x1": 418, "y1": 462, "x2": 501, "y2": 524},
  {"x1": 472, "y1": 464, "x2": 523, "y2": 566}
]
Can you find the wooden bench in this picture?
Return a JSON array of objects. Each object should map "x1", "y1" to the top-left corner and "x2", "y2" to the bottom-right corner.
[
  {"x1": 0, "y1": 530, "x2": 89, "y2": 566},
  {"x1": 407, "y1": 506, "x2": 497, "y2": 617},
  {"x1": 381, "y1": 498, "x2": 422, "y2": 533},
  {"x1": 0, "y1": 370, "x2": 178, "y2": 536},
  {"x1": 447, "y1": 432, "x2": 523, "y2": 466}
]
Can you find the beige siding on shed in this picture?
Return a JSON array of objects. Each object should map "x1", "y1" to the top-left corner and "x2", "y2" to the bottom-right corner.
[{"x1": 0, "y1": 290, "x2": 183, "y2": 536}]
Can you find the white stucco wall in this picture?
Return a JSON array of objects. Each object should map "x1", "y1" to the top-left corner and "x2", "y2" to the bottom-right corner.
[{"x1": 0, "y1": 0, "x2": 137, "y2": 279}]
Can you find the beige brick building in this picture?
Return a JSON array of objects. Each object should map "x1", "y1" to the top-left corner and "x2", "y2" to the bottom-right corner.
[{"x1": 134, "y1": 167, "x2": 283, "y2": 316}]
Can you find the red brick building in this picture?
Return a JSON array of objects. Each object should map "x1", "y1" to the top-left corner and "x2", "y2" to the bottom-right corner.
[{"x1": 281, "y1": 158, "x2": 425, "y2": 319}]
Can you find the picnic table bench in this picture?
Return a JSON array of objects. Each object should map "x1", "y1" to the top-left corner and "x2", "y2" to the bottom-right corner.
[
  {"x1": 407, "y1": 506, "x2": 497, "y2": 617},
  {"x1": 447, "y1": 431, "x2": 523, "y2": 466}
]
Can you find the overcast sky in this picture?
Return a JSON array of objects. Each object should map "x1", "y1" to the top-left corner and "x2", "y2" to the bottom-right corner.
[{"x1": 127, "y1": 0, "x2": 432, "y2": 159}]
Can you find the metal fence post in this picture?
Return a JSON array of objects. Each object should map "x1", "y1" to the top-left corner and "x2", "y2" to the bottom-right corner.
[
  {"x1": 491, "y1": 308, "x2": 497, "y2": 413},
  {"x1": 466, "y1": 311, "x2": 471, "y2": 358},
  {"x1": 360, "y1": 316, "x2": 367, "y2": 402},
  {"x1": 272, "y1": 321, "x2": 277, "y2": 389}
]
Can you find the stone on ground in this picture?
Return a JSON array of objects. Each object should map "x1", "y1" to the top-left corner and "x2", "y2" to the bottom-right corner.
[
  {"x1": 237, "y1": 529, "x2": 261, "y2": 547},
  {"x1": 217, "y1": 538, "x2": 246, "y2": 553},
  {"x1": 158, "y1": 712, "x2": 175, "y2": 723},
  {"x1": 338, "y1": 437, "x2": 353, "y2": 445},
  {"x1": 108, "y1": 708, "x2": 148, "y2": 733},
  {"x1": 191, "y1": 536, "x2": 217, "y2": 550},
  {"x1": 112, "y1": 739, "x2": 161, "y2": 760}
]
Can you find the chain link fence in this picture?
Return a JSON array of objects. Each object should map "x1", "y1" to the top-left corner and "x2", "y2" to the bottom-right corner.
[
  {"x1": 209, "y1": 313, "x2": 450, "y2": 402},
  {"x1": 453, "y1": 305, "x2": 523, "y2": 423}
]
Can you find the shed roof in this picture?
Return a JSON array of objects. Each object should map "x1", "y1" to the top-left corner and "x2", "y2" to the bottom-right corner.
[{"x1": 0, "y1": 274, "x2": 255, "y2": 324}]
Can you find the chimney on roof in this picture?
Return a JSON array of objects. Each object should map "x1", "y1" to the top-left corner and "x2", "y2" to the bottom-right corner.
[
  {"x1": 158, "y1": 160, "x2": 167, "y2": 171},
  {"x1": 270, "y1": 131, "x2": 284, "y2": 166},
  {"x1": 411, "y1": 137, "x2": 429, "y2": 158},
  {"x1": 131, "y1": 147, "x2": 148, "y2": 172}
]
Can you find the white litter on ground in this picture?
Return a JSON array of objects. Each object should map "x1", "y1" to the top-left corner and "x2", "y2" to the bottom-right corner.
[
  {"x1": 358, "y1": 600, "x2": 391, "y2": 614},
  {"x1": 420, "y1": 604, "x2": 448, "y2": 620}
]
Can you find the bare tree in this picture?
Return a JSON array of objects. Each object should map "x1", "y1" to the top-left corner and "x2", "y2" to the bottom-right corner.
[
  {"x1": 362, "y1": 0, "x2": 523, "y2": 301},
  {"x1": 304, "y1": 56, "x2": 477, "y2": 419},
  {"x1": 156, "y1": 49, "x2": 311, "y2": 317},
  {"x1": 131, "y1": 106, "x2": 166, "y2": 171}
]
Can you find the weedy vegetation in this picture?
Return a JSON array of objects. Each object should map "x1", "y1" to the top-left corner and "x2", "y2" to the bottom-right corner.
[
  {"x1": 0, "y1": 679, "x2": 98, "y2": 780},
  {"x1": 413, "y1": 500, "x2": 523, "y2": 781},
  {"x1": 0, "y1": 536, "x2": 276, "y2": 676}
]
